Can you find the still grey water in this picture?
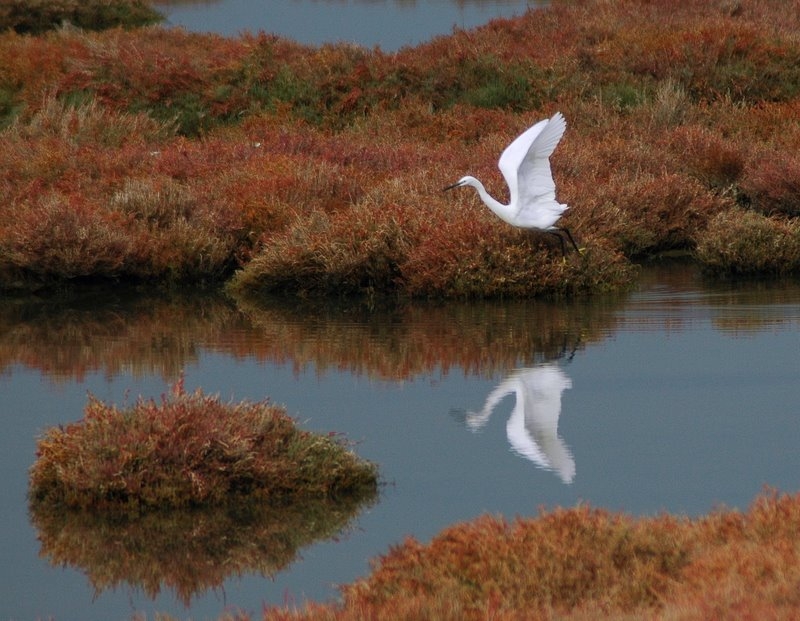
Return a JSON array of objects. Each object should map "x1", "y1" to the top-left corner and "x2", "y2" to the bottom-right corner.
[
  {"x1": 152, "y1": 0, "x2": 547, "y2": 50},
  {"x1": 2, "y1": 263, "x2": 800, "y2": 620}
]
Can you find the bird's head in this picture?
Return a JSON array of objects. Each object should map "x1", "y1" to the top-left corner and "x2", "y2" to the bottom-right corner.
[{"x1": 442, "y1": 176, "x2": 478, "y2": 192}]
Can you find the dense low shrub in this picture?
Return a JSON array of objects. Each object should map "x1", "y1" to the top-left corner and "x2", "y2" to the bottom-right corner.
[
  {"x1": 695, "y1": 208, "x2": 800, "y2": 275},
  {"x1": 228, "y1": 199, "x2": 409, "y2": 297},
  {"x1": 260, "y1": 490, "x2": 800, "y2": 620},
  {"x1": 669, "y1": 125, "x2": 746, "y2": 193},
  {"x1": 0, "y1": 98, "x2": 243, "y2": 286},
  {"x1": 741, "y1": 151, "x2": 800, "y2": 216},
  {"x1": 29, "y1": 380, "x2": 379, "y2": 510}
]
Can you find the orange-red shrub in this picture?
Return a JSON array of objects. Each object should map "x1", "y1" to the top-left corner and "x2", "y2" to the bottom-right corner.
[
  {"x1": 261, "y1": 490, "x2": 800, "y2": 621},
  {"x1": 29, "y1": 380, "x2": 379, "y2": 510},
  {"x1": 668, "y1": 125, "x2": 745, "y2": 192},
  {"x1": 741, "y1": 151, "x2": 800, "y2": 216}
]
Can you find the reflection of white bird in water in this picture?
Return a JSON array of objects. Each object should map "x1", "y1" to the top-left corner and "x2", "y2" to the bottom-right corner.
[
  {"x1": 467, "y1": 364, "x2": 575, "y2": 483},
  {"x1": 443, "y1": 111, "x2": 580, "y2": 256}
]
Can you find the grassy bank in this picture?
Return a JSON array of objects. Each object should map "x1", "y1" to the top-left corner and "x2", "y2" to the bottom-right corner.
[{"x1": 2, "y1": 0, "x2": 800, "y2": 295}]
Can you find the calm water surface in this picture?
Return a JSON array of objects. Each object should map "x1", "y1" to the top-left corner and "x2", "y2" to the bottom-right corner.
[
  {"x1": 2, "y1": 263, "x2": 800, "y2": 620},
  {"x1": 152, "y1": 0, "x2": 547, "y2": 50}
]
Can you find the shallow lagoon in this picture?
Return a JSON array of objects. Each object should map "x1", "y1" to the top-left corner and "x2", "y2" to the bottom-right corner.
[
  {"x1": 152, "y1": 0, "x2": 548, "y2": 51},
  {"x1": 2, "y1": 263, "x2": 800, "y2": 620}
]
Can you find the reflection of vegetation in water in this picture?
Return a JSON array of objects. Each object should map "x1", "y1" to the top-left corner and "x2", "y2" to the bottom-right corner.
[
  {"x1": 152, "y1": 0, "x2": 220, "y2": 6},
  {"x1": 704, "y1": 277, "x2": 800, "y2": 335},
  {"x1": 0, "y1": 287, "x2": 626, "y2": 382},
  {"x1": 3, "y1": 272, "x2": 800, "y2": 385},
  {"x1": 30, "y1": 493, "x2": 376, "y2": 605},
  {"x1": 626, "y1": 262, "x2": 800, "y2": 336},
  {"x1": 229, "y1": 293, "x2": 626, "y2": 378},
  {"x1": 0, "y1": 287, "x2": 246, "y2": 382},
  {"x1": 0, "y1": 0, "x2": 163, "y2": 34}
]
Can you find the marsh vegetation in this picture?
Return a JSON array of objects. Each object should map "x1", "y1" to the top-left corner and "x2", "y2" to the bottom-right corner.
[
  {"x1": 3, "y1": 0, "x2": 800, "y2": 297},
  {"x1": 29, "y1": 379, "x2": 379, "y2": 510},
  {"x1": 27, "y1": 376, "x2": 379, "y2": 605}
]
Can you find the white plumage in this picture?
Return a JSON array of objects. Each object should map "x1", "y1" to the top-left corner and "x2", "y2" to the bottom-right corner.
[{"x1": 444, "y1": 112, "x2": 579, "y2": 255}]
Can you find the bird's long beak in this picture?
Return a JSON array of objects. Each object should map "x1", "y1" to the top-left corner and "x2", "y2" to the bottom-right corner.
[{"x1": 442, "y1": 181, "x2": 463, "y2": 192}]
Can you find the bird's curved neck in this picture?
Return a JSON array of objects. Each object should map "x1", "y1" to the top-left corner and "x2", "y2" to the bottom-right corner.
[{"x1": 471, "y1": 179, "x2": 510, "y2": 220}]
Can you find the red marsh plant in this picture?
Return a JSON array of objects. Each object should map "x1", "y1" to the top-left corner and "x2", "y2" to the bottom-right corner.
[
  {"x1": 0, "y1": 192, "x2": 133, "y2": 281},
  {"x1": 227, "y1": 199, "x2": 410, "y2": 297},
  {"x1": 667, "y1": 125, "x2": 746, "y2": 194},
  {"x1": 740, "y1": 150, "x2": 800, "y2": 217},
  {"x1": 259, "y1": 490, "x2": 800, "y2": 621},
  {"x1": 0, "y1": 97, "x2": 244, "y2": 286},
  {"x1": 229, "y1": 185, "x2": 634, "y2": 299},
  {"x1": 29, "y1": 378, "x2": 379, "y2": 511},
  {"x1": 229, "y1": 108, "x2": 635, "y2": 298}
]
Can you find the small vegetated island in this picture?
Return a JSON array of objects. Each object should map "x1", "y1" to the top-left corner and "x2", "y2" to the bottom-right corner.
[
  {"x1": 10, "y1": 0, "x2": 800, "y2": 618},
  {"x1": 29, "y1": 381, "x2": 379, "y2": 510},
  {"x1": 28, "y1": 381, "x2": 380, "y2": 603}
]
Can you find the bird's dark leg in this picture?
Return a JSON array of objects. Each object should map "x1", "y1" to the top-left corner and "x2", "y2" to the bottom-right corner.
[
  {"x1": 555, "y1": 227, "x2": 581, "y2": 254},
  {"x1": 546, "y1": 231, "x2": 567, "y2": 257}
]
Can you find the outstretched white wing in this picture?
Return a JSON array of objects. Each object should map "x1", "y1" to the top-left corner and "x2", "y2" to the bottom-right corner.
[
  {"x1": 498, "y1": 112, "x2": 567, "y2": 229},
  {"x1": 498, "y1": 116, "x2": 548, "y2": 207}
]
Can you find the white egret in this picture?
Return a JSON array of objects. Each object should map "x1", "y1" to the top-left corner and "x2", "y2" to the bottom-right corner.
[
  {"x1": 467, "y1": 364, "x2": 575, "y2": 484},
  {"x1": 443, "y1": 111, "x2": 579, "y2": 256}
]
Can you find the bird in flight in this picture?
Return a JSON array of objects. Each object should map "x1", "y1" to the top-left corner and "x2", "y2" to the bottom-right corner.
[{"x1": 444, "y1": 111, "x2": 580, "y2": 256}]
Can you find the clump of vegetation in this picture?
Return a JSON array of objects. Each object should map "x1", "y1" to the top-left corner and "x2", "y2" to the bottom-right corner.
[
  {"x1": 0, "y1": 97, "x2": 241, "y2": 288},
  {"x1": 345, "y1": 507, "x2": 689, "y2": 616},
  {"x1": 260, "y1": 490, "x2": 800, "y2": 620},
  {"x1": 0, "y1": 0, "x2": 162, "y2": 34},
  {"x1": 740, "y1": 151, "x2": 800, "y2": 217},
  {"x1": 225, "y1": 153, "x2": 634, "y2": 299},
  {"x1": 695, "y1": 208, "x2": 800, "y2": 275},
  {"x1": 29, "y1": 379, "x2": 379, "y2": 511}
]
